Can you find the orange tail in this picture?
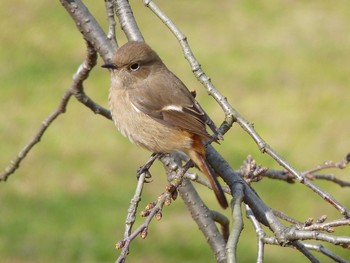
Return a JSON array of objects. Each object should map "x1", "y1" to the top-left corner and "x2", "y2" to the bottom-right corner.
[{"x1": 187, "y1": 144, "x2": 228, "y2": 209}]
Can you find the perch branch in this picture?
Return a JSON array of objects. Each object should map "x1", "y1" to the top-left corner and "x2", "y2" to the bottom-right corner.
[
  {"x1": 116, "y1": 153, "x2": 228, "y2": 263},
  {"x1": 160, "y1": 154, "x2": 227, "y2": 263},
  {"x1": 116, "y1": 171, "x2": 147, "y2": 262}
]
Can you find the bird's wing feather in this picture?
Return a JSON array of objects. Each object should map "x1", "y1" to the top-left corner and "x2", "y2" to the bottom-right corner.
[{"x1": 129, "y1": 70, "x2": 211, "y2": 139}]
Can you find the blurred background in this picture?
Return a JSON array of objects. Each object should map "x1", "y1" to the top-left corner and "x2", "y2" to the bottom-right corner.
[{"x1": 0, "y1": 1, "x2": 349, "y2": 262}]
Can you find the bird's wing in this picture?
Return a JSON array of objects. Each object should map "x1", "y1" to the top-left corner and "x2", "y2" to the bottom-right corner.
[{"x1": 129, "y1": 70, "x2": 211, "y2": 140}]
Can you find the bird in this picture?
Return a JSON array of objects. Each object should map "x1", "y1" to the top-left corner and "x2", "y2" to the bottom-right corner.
[{"x1": 102, "y1": 41, "x2": 228, "y2": 209}]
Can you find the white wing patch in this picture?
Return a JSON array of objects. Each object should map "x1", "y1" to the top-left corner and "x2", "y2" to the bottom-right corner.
[
  {"x1": 162, "y1": 105, "x2": 183, "y2": 112},
  {"x1": 131, "y1": 102, "x2": 141, "y2": 113}
]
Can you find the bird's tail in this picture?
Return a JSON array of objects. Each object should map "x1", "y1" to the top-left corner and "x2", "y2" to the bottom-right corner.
[{"x1": 188, "y1": 139, "x2": 228, "y2": 209}]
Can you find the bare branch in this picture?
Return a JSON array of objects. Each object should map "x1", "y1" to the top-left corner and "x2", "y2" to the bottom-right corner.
[
  {"x1": 273, "y1": 209, "x2": 303, "y2": 226},
  {"x1": 143, "y1": 0, "x2": 350, "y2": 219},
  {"x1": 301, "y1": 218, "x2": 350, "y2": 232},
  {"x1": 226, "y1": 182, "x2": 244, "y2": 263},
  {"x1": 290, "y1": 229, "x2": 350, "y2": 246},
  {"x1": 122, "y1": 171, "x2": 147, "y2": 241},
  {"x1": 211, "y1": 210, "x2": 230, "y2": 242},
  {"x1": 160, "y1": 154, "x2": 227, "y2": 263},
  {"x1": 206, "y1": 145, "x2": 288, "y2": 241},
  {"x1": 260, "y1": 153, "x2": 350, "y2": 187},
  {"x1": 115, "y1": 171, "x2": 147, "y2": 262},
  {"x1": 3, "y1": 1, "x2": 348, "y2": 262},
  {"x1": 292, "y1": 241, "x2": 320, "y2": 263},
  {"x1": 1, "y1": 40, "x2": 102, "y2": 181},
  {"x1": 261, "y1": 169, "x2": 295, "y2": 183},
  {"x1": 184, "y1": 171, "x2": 231, "y2": 195},
  {"x1": 0, "y1": 89, "x2": 73, "y2": 181},
  {"x1": 115, "y1": 193, "x2": 166, "y2": 263},
  {"x1": 60, "y1": 0, "x2": 114, "y2": 61},
  {"x1": 303, "y1": 153, "x2": 350, "y2": 175},
  {"x1": 105, "y1": 0, "x2": 118, "y2": 50},
  {"x1": 246, "y1": 205, "x2": 266, "y2": 263},
  {"x1": 71, "y1": 41, "x2": 112, "y2": 119},
  {"x1": 304, "y1": 243, "x2": 350, "y2": 263},
  {"x1": 310, "y1": 174, "x2": 350, "y2": 187},
  {"x1": 263, "y1": 237, "x2": 350, "y2": 263},
  {"x1": 143, "y1": 0, "x2": 235, "y2": 136},
  {"x1": 114, "y1": 0, "x2": 144, "y2": 42}
]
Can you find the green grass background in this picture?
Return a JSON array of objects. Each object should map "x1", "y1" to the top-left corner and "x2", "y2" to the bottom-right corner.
[{"x1": 1, "y1": 1, "x2": 350, "y2": 262}]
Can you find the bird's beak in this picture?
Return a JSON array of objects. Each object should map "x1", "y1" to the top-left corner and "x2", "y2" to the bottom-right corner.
[{"x1": 101, "y1": 63, "x2": 118, "y2": 69}]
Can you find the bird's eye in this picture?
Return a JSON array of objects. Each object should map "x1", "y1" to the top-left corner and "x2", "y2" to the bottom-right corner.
[{"x1": 129, "y1": 63, "x2": 140, "y2": 71}]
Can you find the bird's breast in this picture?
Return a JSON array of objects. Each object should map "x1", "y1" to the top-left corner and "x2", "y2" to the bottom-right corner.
[{"x1": 108, "y1": 88, "x2": 193, "y2": 153}]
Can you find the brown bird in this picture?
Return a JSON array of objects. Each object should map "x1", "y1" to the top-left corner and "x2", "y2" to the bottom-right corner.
[{"x1": 102, "y1": 41, "x2": 228, "y2": 209}]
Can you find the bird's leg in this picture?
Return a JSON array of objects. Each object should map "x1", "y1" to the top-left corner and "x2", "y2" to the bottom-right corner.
[{"x1": 136, "y1": 152, "x2": 162, "y2": 182}]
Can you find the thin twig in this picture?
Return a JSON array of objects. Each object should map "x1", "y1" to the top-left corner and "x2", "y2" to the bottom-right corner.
[
  {"x1": 123, "y1": 172, "x2": 146, "y2": 241},
  {"x1": 184, "y1": 171, "x2": 231, "y2": 195},
  {"x1": 303, "y1": 153, "x2": 350, "y2": 175},
  {"x1": 0, "y1": 90, "x2": 73, "y2": 181},
  {"x1": 301, "y1": 218, "x2": 350, "y2": 232},
  {"x1": 116, "y1": 171, "x2": 147, "y2": 262},
  {"x1": 0, "y1": 41, "x2": 102, "y2": 181},
  {"x1": 211, "y1": 210, "x2": 230, "y2": 242},
  {"x1": 273, "y1": 209, "x2": 303, "y2": 226},
  {"x1": 261, "y1": 169, "x2": 295, "y2": 183},
  {"x1": 292, "y1": 241, "x2": 320, "y2": 263},
  {"x1": 260, "y1": 154, "x2": 350, "y2": 187},
  {"x1": 246, "y1": 205, "x2": 265, "y2": 263},
  {"x1": 105, "y1": 0, "x2": 118, "y2": 50},
  {"x1": 226, "y1": 180, "x2": 244, "y2": 263},
  {"x1": 116, "y1": 190, "x2": 166, "y2": 263},
  {"x1": 304, "y1": 243, "x2": 350, "y2": 263},
  {"x1": 309, "y1": 174, "x2": 350, "y2": 187},
  {"x1": 263, "y1": 237, "x2": 350, "y2": 263}
]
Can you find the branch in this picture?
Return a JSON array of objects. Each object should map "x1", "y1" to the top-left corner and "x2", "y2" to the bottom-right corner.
[
  {"x1": 159, "y1": 154, "x2": 227, "y2": 263},
  {"x1": 105, "y1": 0, "x2": 119, "y2": 50},
  {"x1": 301, "y1": 218, "x2": 350, "y2": 233},
  {"x1": 263, "y1": 236, "x2": 350, "y2": 262},
  {"x1": 143, "y1": 0, "x2": 235, "y2": 136},
  {"x1": 114, "y1": 0, "x2": 144, "y2": 42},
  {"x1": 115, "y1": 172, "x2": 148, "y2": 262},
  {"x1": 292, "y1": 241, "x2": 320, "y2": 263},
  {"x1": 304, "y1": 243, "x2": 350, "y2": 263},
  {"x1": 226, "y1": 181, "x2": 244, "y2": 263},
  {"x1": 246, "y1": 205, "x2": 266, "y2": 263},
  {"x1": 206, "y1": 145, "x2": 288, "y2": 238},
  {"x1": 1, "y1": 40, "x2": 102, "y2": 181},
  {"x1": 303, "y1": 153, "x2": 350, "y2": 175},
  {"x1": 257, "y1": 153, "x2": 350, "y2": 187},
  {"x1": 0, "y1": 89, "x2": 73, "y2": 181},
  {"x1": 60, "y1": 0, "x2": 115, "y2": 62},
  {"x1": 143, "y1": 0, "x2": 350, "y2": 218},
  {"x1": 116, "y1": 153, "x2": 229, "y2": 263}
]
